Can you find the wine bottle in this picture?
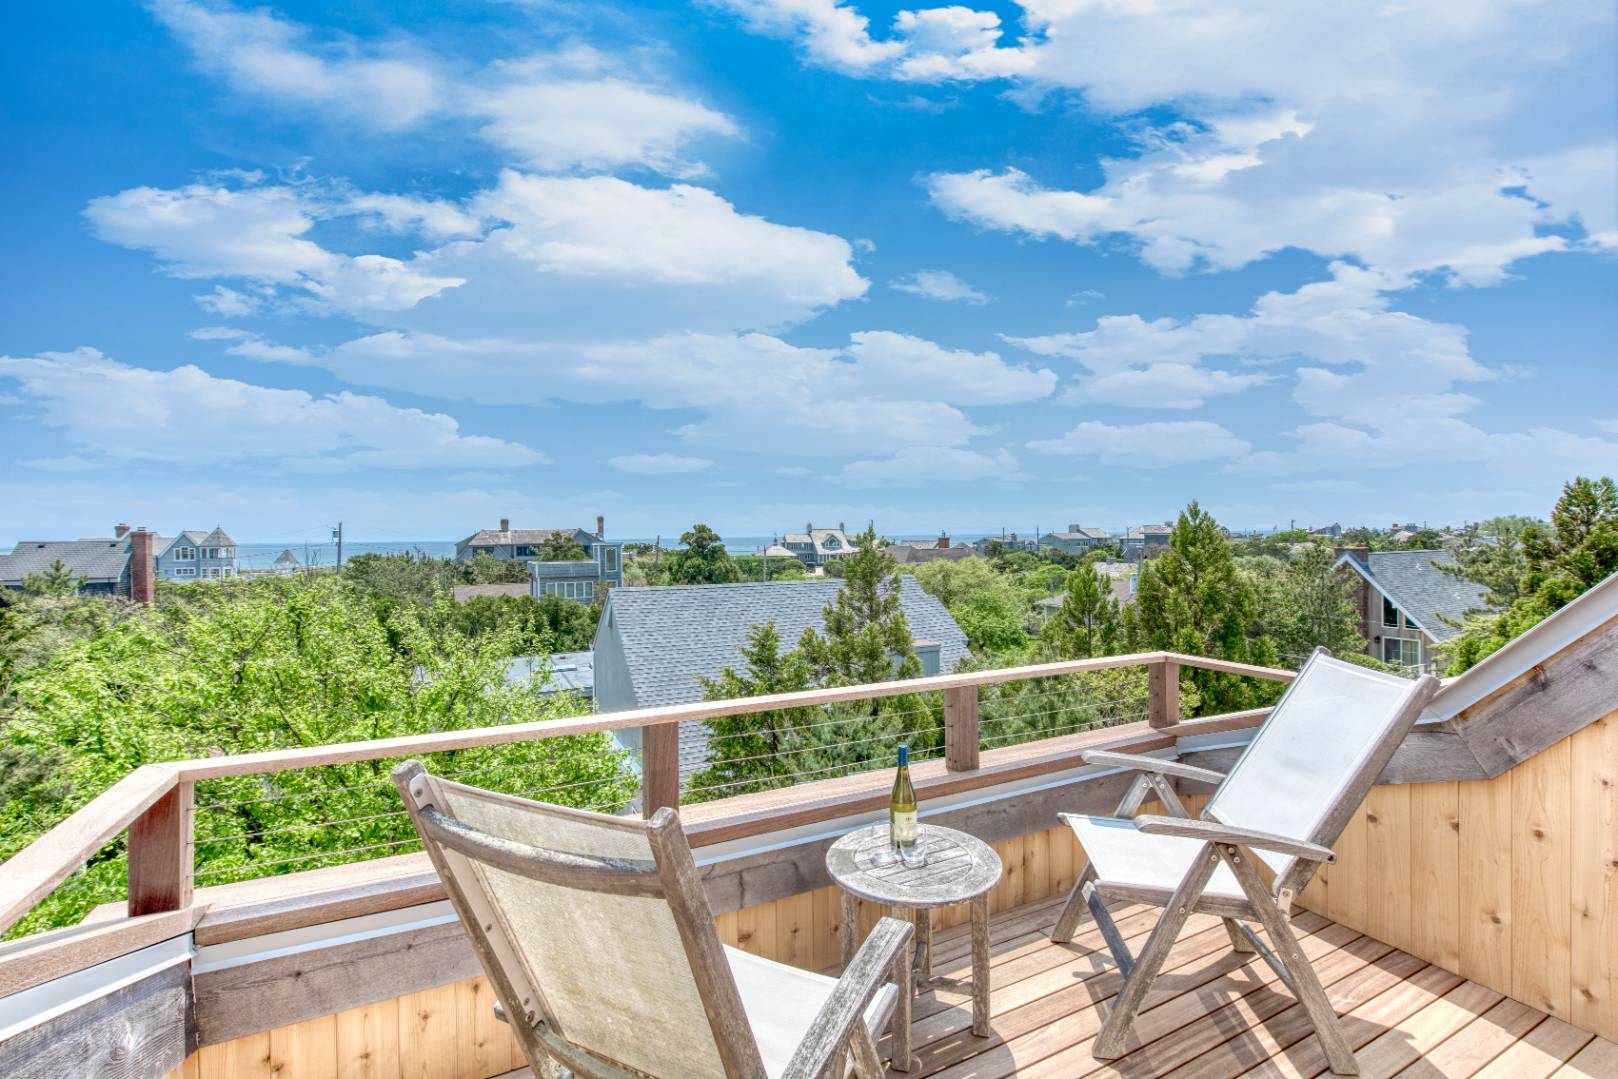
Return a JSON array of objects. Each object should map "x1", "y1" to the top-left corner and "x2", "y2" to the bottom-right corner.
[{"x1": 890, "y1": 744, "x2": 918, "y2": 857}]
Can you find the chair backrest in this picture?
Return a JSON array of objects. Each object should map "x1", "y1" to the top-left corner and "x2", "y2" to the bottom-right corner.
[
  {"x1": 1205, "y1": 649, "x2": 1440, "y2": 893},
  {"x1": 393, "y1": 762, "x2": 766, "y2": 1079}
]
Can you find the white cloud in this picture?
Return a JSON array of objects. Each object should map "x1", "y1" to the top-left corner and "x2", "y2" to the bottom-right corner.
[
  {"x1": 0, "y1": 348, "x2": 546, "y2": 471},
  {"x1": 345, "y1": 194, "x2": 483, "y2": 241},
  {"x1": 194, "y1": 285, "x2": 260, "y2": 316},
  {"x1": 1027, "y1": 420, "x2": 1250, "y2": 466},
  {"x1": 150, "y1": 0, "x2": 442, "y2": 131},
  {"x1": 721, "y1": 0, "x2": 1613, "y2": 287},
  {"x1": 1007, "y1": 262, "x2": 1484, "y2": 409},
  {"x1": 473, "y1": 52, "x2": 740, "y2": 175},
  {"x1": 609, "y1": 453, "x2": 715, "y2": 475},
  {"x1": 890, "y1": 268, "x2": 989, "y2": 303},
  {"x1": 707, "y1": 0, "x2": 902, "y2": 72},
  {"x1": 86, "y1": 182, "x2": 464, "y2": 313},
  {"x1": 841, "y1": 445, "x2": 1023, "y2": 487},
  {"x1": 153, "y1": 1, "x2": 742, "y2": 176},
  {"x1": 843, "y1": 331, "x2": 1054, "y2": 404}
]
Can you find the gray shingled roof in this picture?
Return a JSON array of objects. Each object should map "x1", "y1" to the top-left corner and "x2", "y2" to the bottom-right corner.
[
  {"x1": 201, "y1": 527, "x2": 235, "y2": 547},
  {"x1": 1357, "y1": 550, "x2": 1492, "y2": 641},
  {"x1": 601, "y1": 578, "x2": 970, "y2": 779},
  {"x1": 0, "y1": 537, "x2": 152, "y2": 585}
]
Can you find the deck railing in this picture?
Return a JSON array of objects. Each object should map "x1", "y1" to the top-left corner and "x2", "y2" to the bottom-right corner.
[{"x1": 0, "y1": 650, "x2": 1293, "y2": 938}]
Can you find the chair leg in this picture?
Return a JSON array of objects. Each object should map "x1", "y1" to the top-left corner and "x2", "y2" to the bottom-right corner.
[
  {"x1": 1222, "y1": 846, "x2": 1359, "y2": 1076},
  {"x1": 1223, "y1": 917, "x2": 1257, "y2": 953},
  {"x1": 1093, "y1": 846, "x2": 1219, "y2": 1059},
  {"x1": 1051, "y1": 863, "x2": 1097, "y2": 944},
  {"x1": 848, "y1": 1019, "x2": 885, "y2": 1079}
]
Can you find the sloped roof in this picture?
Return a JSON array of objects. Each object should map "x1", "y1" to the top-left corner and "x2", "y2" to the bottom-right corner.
[
  {"x1": 0, "y1": 537, "x2": 150, "y2": 584},
  {"x1": 504, "y1": 651, "x2": 594, "y2": 698},
  {"x1": 1051, "y1": 527, "x2": 1113, "y2": 540},
  {"x1": 1125, "y1": 524, "x2": 1173, "y2": 539},
  {"x1": 452, "y1": 582, "x2": 531, "y2": 603},
  {"x1": 781, "y1": 528, "x2": 853, "y2": 556},
  {"x1": 888, "y1": 544, "x2": 977, "y2": 564},
  {"x1": 273, "y1": 549, "x2": 301, "y2": 565},
  {"x1": 201, "y1": 527, "x2": 235, "y2": 547},
  {"x1": 600, "y1": 577, "x2": 970, "y2": 711},
  {"x1": 1343, "y1": 549, "x2": 1492, "y2": 641},
  {"x1": 459, "y1": 527, "x2": 581, "y2": 547}
]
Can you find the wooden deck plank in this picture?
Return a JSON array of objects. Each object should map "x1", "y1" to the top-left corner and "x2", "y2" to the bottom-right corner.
[
  {"x1": 1549, "y1": 1035, "x2": 1618, "y2": 1077},
  {"x1": 1390, "y1": 997, "x2": 1545, "y2": 1077},
  {"x1": 1469, "y1": 1015, "x2": 1595, "y2": 1079},
  {"x1": 1349, "y1": 979, "x2": 1506, "y2": 1079}
]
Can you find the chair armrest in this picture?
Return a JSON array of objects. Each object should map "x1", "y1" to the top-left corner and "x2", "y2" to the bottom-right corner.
[
  {"x1": 1132, "y1": 815, "x2": 1336, "y2": 862},
  {"x1": 1082, "y1": 749, "x2": 1226, "y2": 786},
  {"x1": 780, "y1": 915, "x2": 913, "y2": 1079}
]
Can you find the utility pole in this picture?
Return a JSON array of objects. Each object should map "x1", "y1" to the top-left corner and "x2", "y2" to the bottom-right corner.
[{"x1": 332, "y1": 521, "x2": 344, "y2": 575}]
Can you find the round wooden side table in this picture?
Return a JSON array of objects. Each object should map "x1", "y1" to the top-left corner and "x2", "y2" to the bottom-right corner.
[{"x1": 826, "y1": 822, "x2": 1003, "y2": 1068}]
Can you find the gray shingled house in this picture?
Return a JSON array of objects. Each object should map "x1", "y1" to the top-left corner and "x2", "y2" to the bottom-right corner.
[
  {"x1": 592, "y1": 578, "x2": 970, "y2": 782},
  {"x1": 1334, "y1": 547, "x2": 1492, "y2": 671}
]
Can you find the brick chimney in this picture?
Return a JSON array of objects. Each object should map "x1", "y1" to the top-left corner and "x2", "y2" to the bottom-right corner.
[
  {"x1": 130, "y1": 529, "x2": 155, "y2": 604},
  {"x1": 1335, "y1": 545, "x2": 1370, "y2": 566},
  {"x1": 936, "y1": 533, "x2": 950, "y2": 549},
  {"x1": 499, "y1": 517, "x2": 510, "y2": 533},
  {"x1": 114, "y1": 523, "x2": 130, "y2": 539},
  {"x1": 596, "y1": 514, "x2": 605, "y2": 539}
]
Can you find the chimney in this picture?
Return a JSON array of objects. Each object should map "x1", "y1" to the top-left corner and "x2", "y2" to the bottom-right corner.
[
  {"x1": 130, "y1": 529, "x2": 155, "y2": 605},
  {"x1": 499, "y1": 518, "x2": 510, "y2": 533},
  {"x1": 1336, "y1": 545, "x2": 1370, "y2": 566},
  {"x1": 114, "y1": 523, "x2": 130, "y2": 539},
  {"x1": 838, "y1": 521, "x2": 845, "y2": 533},
  {"x1": 936, "y1": 534, "x2": 949, "y2": 549},
  {"x1": 596, "y1": 515, "x2": 605, "y2": 539}
]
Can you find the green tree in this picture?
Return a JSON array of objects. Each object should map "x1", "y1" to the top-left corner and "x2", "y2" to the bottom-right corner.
[
  {"x1": 907, "y1": 557, "x2": 1028, "y2": 655},
  {"x1": 464, "y1": 551, "x2": 533, "y2": 583},
  {"x1": 1, "y1": 576, "x2": 633, "y2": 934},
  {"x1": 22, "y1": 560, "x2": 80, "y2": 596},
  {"x1": 734, "y1": 554, "x2": 808, "y2": 582},
  {"x1": 1043, "y1": 561, "x2": 1121, "y2": 659},
  {"x1": 1127, "y1": 502, "x2": 1280, "y2": 713},
  {"x1": 798, "y1": 526, "x2": 919, "y2": 685},
  {"x1": 1244, "y1": 543, "x2": 1364, "y2": 664},
  {"x1": 538, "y1": 533, "x2": 587, "y2": 561},
  {"x1": 662, "y1": 524, "x2": 741, "y2": 585},
  {"x1": 1443, "y1": 476, "x2": 1618, "y2": 672},
  {"x1": 686, "y1": 622, "x2": 816, "y2": 799}
]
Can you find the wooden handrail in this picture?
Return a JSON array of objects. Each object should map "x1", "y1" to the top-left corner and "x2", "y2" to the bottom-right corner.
[{"x1": 0, "y1": 651, "x2": 1294, "y2": 936}]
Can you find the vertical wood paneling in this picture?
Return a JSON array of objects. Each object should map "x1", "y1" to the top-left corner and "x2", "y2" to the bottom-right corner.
[
  {"x1": 774, "y1": 889, "x2": 816, "y2": 970},
  {"x1": 1570, "y1": 715, "x2": 1617, "y2": 1041},
  {"x1": 1365, "y1": 784, "x2": 1412, "y2": 952},
  {"x1": 1460, "y1": 771, "x2": 1515, "y2": 995},
  {"x1": 397, "y1": 984, "x2": 459, "y2": 1079},
  {"x1": 455, "y1": 977, "x2": 516, "y2": 1079},
  {"x1": 1325, "y1": 797, "x2": 1369, "y2": 928},
  {"x1": 1512, "y1": 736, "x2": 1572, "y2": 1017},
  {"x1": 810, "y1": 885, "x2": 840, "y2": 971},
  {"x1": 1050, "y1": 821, "x2": 1077, "y2": 898},
  {"x1": 1410, "y1": 780, "x2": 1462, "y2": 971},
  {"x1": 335, "y1": 997, "x2": 401, "y2": 1079},
  {"x1": 199, "y1": 1031, "x2": 272, "y2": 1079},
  {"x1": 270, "y1": 1014, "x2": 338, "y2": 1079},
  {"x1": 1022, "y1": 827, "x2": 1050, "y2": 904}
]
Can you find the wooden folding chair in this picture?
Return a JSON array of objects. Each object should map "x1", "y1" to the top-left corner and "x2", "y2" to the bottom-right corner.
[
  {"x1": 1051, "y1": 648, "x2": 1440, "y2": 1075},
  {"x1": 394, "y1": 762, "x2": 914, "y2": 1079}
]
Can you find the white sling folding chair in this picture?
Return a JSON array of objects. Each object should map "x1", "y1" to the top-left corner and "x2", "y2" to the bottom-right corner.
[
  {"x1": 1051, "y1": 648, "x2": 1440, "y2": 1075},
  {"x1": 394, "y1": 762, "x2": 914, "y2": 1079}
]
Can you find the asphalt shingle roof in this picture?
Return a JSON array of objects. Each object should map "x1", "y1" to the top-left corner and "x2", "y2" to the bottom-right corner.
[
  {"x1": 0, "y1": 537, "x2": 150, "y2": 585},
  {"x1": 600, "y1": 578, "x2": 970, "y2": 778},
  {"x1": 1359, "y1": 550, "x2": 1492, "y2": 641}
]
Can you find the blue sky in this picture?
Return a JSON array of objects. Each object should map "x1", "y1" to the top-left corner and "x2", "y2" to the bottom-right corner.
[{"x1": 2, "y1": 0, "x2": 1615, "y2": 545}]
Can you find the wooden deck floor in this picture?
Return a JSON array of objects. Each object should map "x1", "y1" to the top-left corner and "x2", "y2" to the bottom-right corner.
[{"x1": 504, "y1": 893, "x2": 1616, "y2": 1078}]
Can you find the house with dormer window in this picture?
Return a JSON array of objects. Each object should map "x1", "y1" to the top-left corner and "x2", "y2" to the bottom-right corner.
[
  {"x1": 781, "y1": 523, "x2": 854, "y2": 568},
  {"x1": 1334, "y1": 546, "x2": 1492, "y2": 671}
]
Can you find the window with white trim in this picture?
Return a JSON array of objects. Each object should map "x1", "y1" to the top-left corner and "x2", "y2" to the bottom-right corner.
[
  {"x1": 1382, "y1": 637, "x2": 1421, "y2": 668},
  {"x1": 175, "y1": 567, "x2": 196, "y2": 578},
  {"x1": 173, "y1": 547, "x2": 196, "y2": 561}
]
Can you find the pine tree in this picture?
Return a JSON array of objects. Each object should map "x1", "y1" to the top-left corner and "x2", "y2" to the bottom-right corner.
[
  {"x1": 1127, "y1": 502, "x2": 1279, "y2": 713},
  {"x1": 1043, "y1": 561, "x2": 1121, "y2": 658},
  {"x1": 797, "y1": 525, "x2": 919, "y2": 685},
  {"x1": 23, "y1": 560, "x2": 80, "y2": 597},
  {"x1": 687, "y1": 621, "x2": 816, "y2": 800}
]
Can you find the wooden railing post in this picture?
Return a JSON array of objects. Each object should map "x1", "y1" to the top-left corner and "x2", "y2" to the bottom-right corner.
[
  {"x1": 944, "y1": 685, "x2": 980, "y2": 772},
  {"x1": 642, "y1": 722, "x2": 680, "y2": 818},
  {"x1": 1148, "y1": 658, "x2": 1181, "y2": 729},
  {"x1": 126, "y1": 779, "x2": 193, "y2": 917}
]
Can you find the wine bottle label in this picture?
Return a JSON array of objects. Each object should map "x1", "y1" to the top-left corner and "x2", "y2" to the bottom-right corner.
[{"x1": 892, "y1": 809, "x2": 918, "y2": 845}]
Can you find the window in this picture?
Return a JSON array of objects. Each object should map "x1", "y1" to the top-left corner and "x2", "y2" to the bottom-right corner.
[
  {"x1": 1382, "y1": 637, "x2": 1421, "y2": 668},
  {"x1": 581, "y1": 581, "x2": 595, "y2": 601},
  {"x1": 173, "y1": 547, "x2": 196, "y2": 561},
  {"x1": 175, "y1": 567, "x2": 196, "y2": 578},
  {"x1": 515, "y1": 546, "x2": 534, "y2": 557},
  {"x1": 602, "y1": 547, "x2": 619, "y2": 573},
  {"x1": 1382, "y1": 596, "x2": 1400, "y2": 628}
]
